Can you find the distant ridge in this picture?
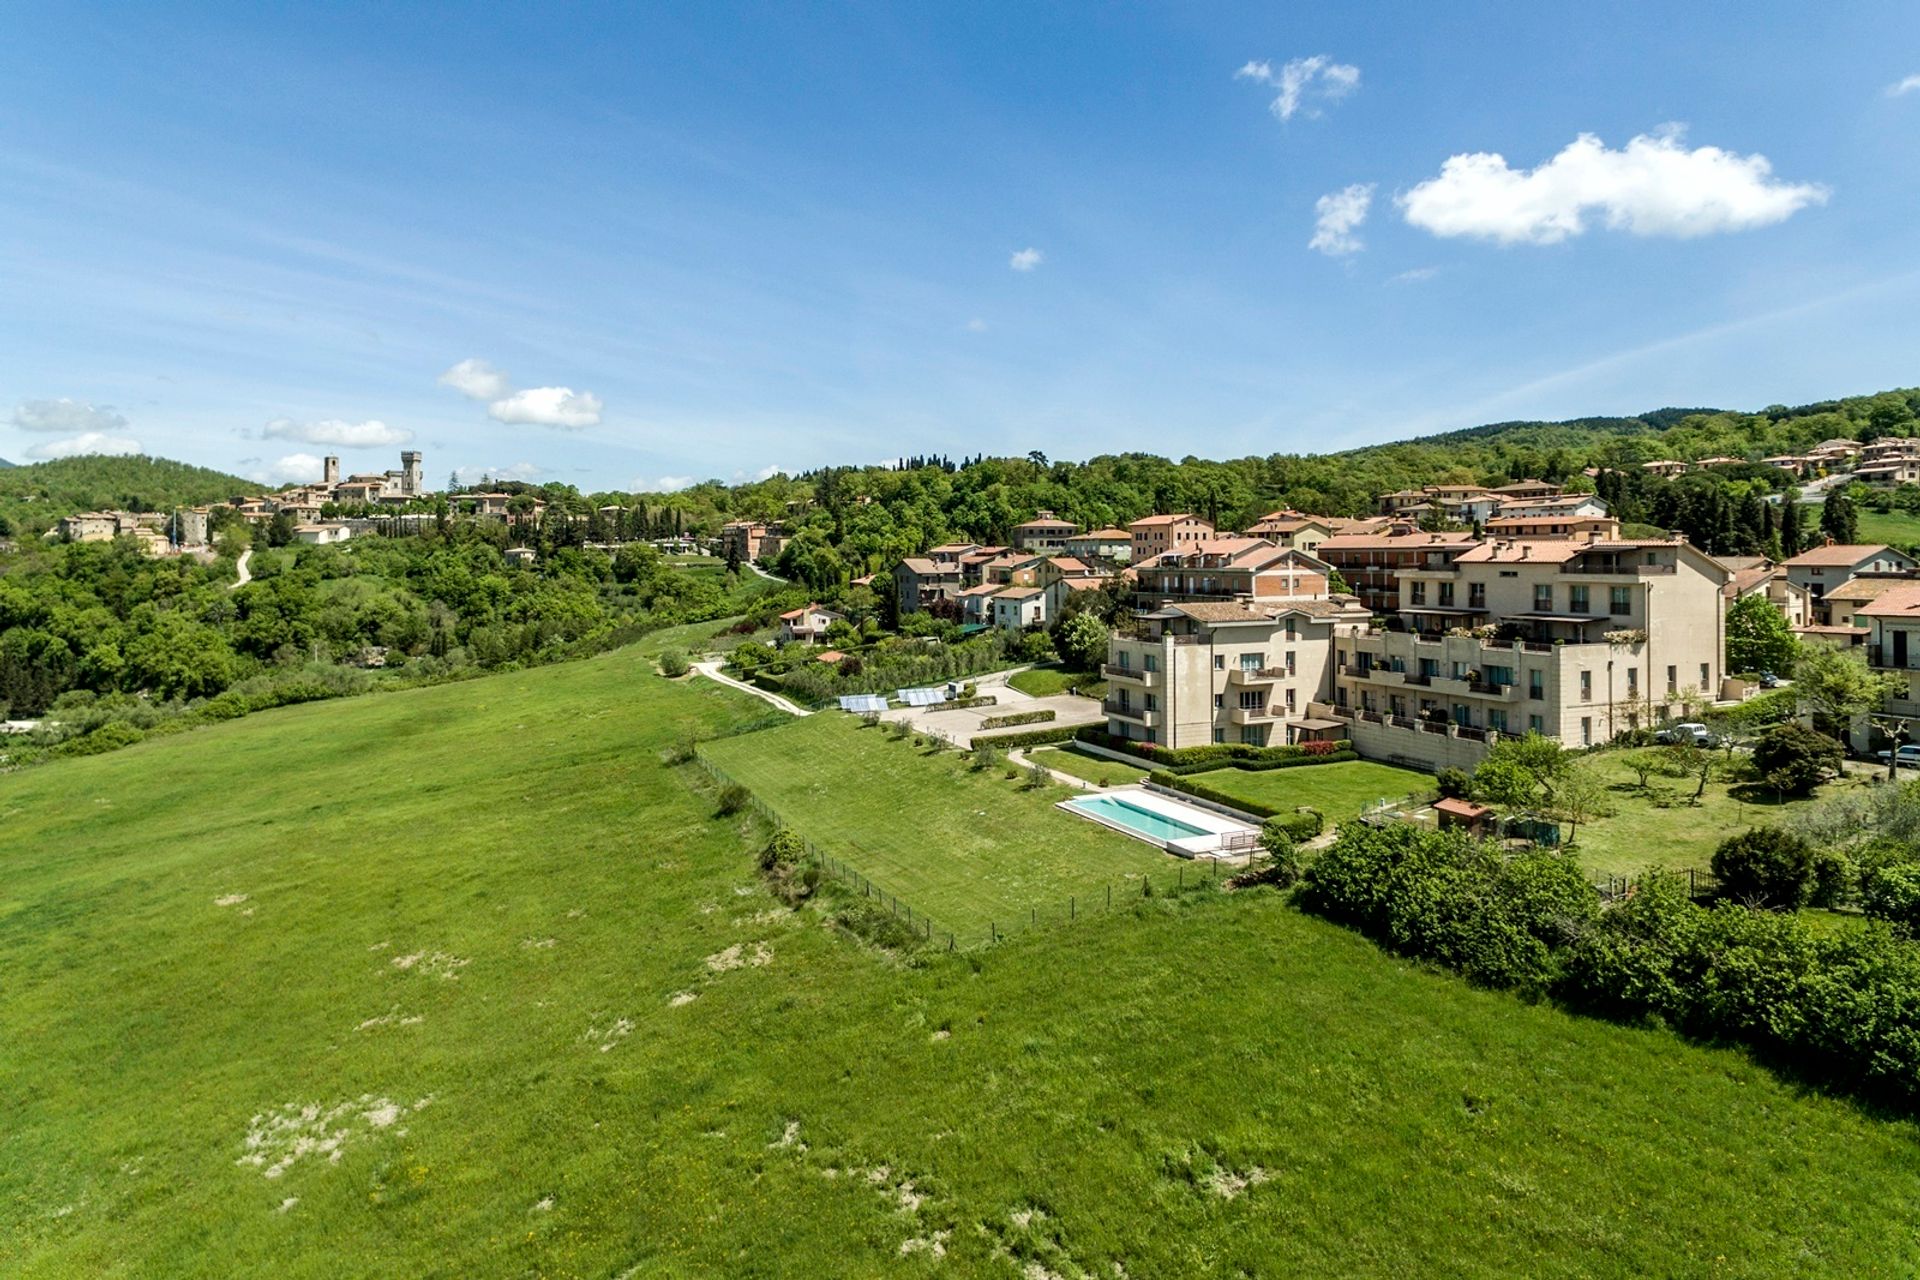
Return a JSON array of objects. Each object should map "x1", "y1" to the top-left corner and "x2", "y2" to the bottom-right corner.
[{"x1": 0, "y1": 458, "x2": 14, "y2": 469}]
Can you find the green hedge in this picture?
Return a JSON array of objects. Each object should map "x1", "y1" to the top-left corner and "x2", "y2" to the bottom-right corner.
[
  {"x1": 1075, "y1": 726, "x2": 1353, "y2": 774},
  {"x1": 975, "y1": 724, "x2": 1077, "y2": 750},
  {"x1": 1303, "y1": 822, "x2": 1920, "y2": 1107},
  {"x1": 979, "y1": 709, "x2": 1055, "y2": 730}
]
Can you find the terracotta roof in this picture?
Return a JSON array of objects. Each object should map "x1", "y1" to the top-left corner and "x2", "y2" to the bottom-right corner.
[
  {"x1": 1045, "y1": 555, "x2": 1094, "y2": 574},
  {"x1": 1782, "y1": 544, "x2": 1898, "y2": 568},
  {"x1": 1726, "y1": 565, "x2": 1779, "y2": 597},
  {"x1": 1454, "y1": 540, "x2": 1585, "y2": 564},
  {"x1": 1434, "y1": 797, "x2": 1492, "y2": 819},
  {"x1": 1013, "y1": 515, "x2": 1076, "y2": 529},
  {"x1": 1072, "y1": 527, "x2": 1131, "y2": 540},
  {"x1": 1128, "y1": 513, "x2": 1208, "y2": 528},
  {"x1": 898, "y1": 557, "x2": 944, "y2": 574},
  {"x1": 995, "y1": 586, "x2": 1044, "y2": 600},
  {"x1": 1316, "y1": 530, "x2": 1478, "y2": 551},
  {"x1": 1855, "y1": 585, "x2": 1920, "y2": 618},
  {"x1": 1822, "y1": 577, "x2": 1913, "y2": 603}
]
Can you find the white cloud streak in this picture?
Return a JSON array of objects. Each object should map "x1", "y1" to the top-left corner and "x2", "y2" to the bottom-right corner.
[
  {"x1": 262, "y1": 417, "x2": 413, "y2": 447},
  {"x1": 11, "y1": 398, "x2": 129, "y2": 434},
  {"x1": 487, "y1": 387, "x2": 603, "y2": 429},
  {"x1": 438, "y1": 358, "x2": 511, "y2": 401},
  {"x1": 634, "y1": 475, "x2": 695, "y2": 493},
  {"x1": 1009, "y1": 248, "x2": 1044, "y2": 272},
  {"x1": 248, "y1": 453, "x2": 325, "y2": 485},
  {"x1": 1398, "y1": 128, "x2": 1828, "y2": 245},
  {"x1": 1888, "y1": 74, "x2": 1920, "y2": 97},
  {"x1": 26, "y1": 432, "x2": 142, "y2": 459},
  {"x1": 1310, "y1": 183, "x2": 1375, "y2": 256},
  {"x1": 452, "y1": 462, "x2": 544, "y2": 485},
  {"x1": 1235, "y1": 55, "x2": 1360, "y2": 121}
]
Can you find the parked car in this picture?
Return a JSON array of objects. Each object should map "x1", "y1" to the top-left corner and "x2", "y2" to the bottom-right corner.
[
  {"x1": 1758, "y1": 671, "x2": 1782, "y2": 688},
  {"x1": 1875, "y1": 744, "x2": 1920, "y2": 767},
  {"x1": 1656, "y1": 722, "x2": 1719, "y2": 748}
]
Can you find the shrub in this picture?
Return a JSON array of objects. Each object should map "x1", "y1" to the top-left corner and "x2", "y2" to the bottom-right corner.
[
  {"x1": 979, "y1": 709, "x2": 1055, "y2": 730},
  {"x1": 1711, "y1": 827, "x2": 1816, "y2": 909},
  {"x1": 658, "y1": 649, "x2": 691, "y2": 678},
  {"x1": 970, "y1": 741, "x2": 1002, "y2": 772},
  {"x1": 1258, "y1": 819, "x2": 1302, "y2": 886},
  {"x1": 1300, "y1": 739, "x2": 1339, "y2": 757},
  {"x1": 973, "y1": 725, "x2": 1076, "y2": 750},
  {"x1": 716, "y1": 782, "x2": 753, "y2": 817},
  {"x1": 1436, "y1": 767, "x2": 1472, "y2": 800},
  {"x1": 1750, "y1": 722, "x2": 1842, "y2": 796},
  {"x1": 1023, "y1": 762, "x2": 1051, "y2": 791},
  {"x1": 51, "y1": 720, "x2": 147, "y2": 757},
  {"x1": 759, "y1": 828, "x2": 806, "y2": 872},
  {"x1": 1810, "y1": 848, "x2": 1858, "y2": 909},
  {"x1": 1861, "y1": 858, "x2": 1920, "y2": 932}
]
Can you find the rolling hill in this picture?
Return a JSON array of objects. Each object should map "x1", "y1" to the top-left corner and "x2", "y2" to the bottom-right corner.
[
  {"x1": 0, "y1": 454, "x2": 253, "y2": 532},
  {"x1": 3, "y1": 624, "x2": 1915, "y2": 1276}
]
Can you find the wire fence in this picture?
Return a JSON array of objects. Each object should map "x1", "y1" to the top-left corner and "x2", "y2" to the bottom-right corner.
[{"x1": 692, "y1": 749, "x2": 1267, "y2": 951}]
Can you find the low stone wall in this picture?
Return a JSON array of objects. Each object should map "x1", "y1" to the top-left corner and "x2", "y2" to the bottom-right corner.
[{"x1": 1341, "y1": 717, "x2": 1489, "y2": 773}]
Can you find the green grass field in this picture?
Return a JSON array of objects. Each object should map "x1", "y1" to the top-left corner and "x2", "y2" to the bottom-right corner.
[
  {"x1": 700, "y1": 714, "x2": 1167, "y2": 938},
  {"x1": 1028, "y1": 744, "x2": 1149, "y2": 787},
  {"x1": 1187, "y1": 759, "x2": 1434, "y2": 820},
  {"x1": 7, "y1": 643, "x2": 1920, "y2": 1275},
  {"x1": 1007, "y1": 665, "x2": 1104, "y2": 700},
  {"x1": 1802, "y1": 501, "x2": 1920, "y2": 550}
]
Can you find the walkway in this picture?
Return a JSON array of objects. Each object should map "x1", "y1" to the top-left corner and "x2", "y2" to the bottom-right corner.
[
  {"x1": 229, "y1": 548, "x2": 253, "y2": 590},
  {"x1": 692, "y1": 660, "x2": 812, "y2": 717}
]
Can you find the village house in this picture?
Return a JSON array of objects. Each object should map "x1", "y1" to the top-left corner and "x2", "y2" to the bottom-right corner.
[
  {"x1": 990, "y1": 586, "x2": 1048, "y2": 631},
  {"x1": 1781, "y1": 543, "x2": 1920, "y2": 620},
  {"x1": 1010, "y1": 511, "x2": 1078, "y2": 553},
  {"x1": 1062, "y1": 527, "x2": 1133, "y2": 564},
  {"x1": 1856, "y1": 584, "x2": 1920, "y2": 751},
  {"x1": 719, "y1": 520, "x2": 789, "y2": 564},
  {"x1": 778, "y1": 603, "x2": 844, "y2": 646},
  {"x1": 1314, "y1": 527, "x2": 1480, "y2": 615},
  {"x1": 1483, "y1": 513, "x2": 1621, "y2": 541},
  {"x1": 291, "y1": 522, "x2": 354, "y2": 545},
  {"x1": 1132, "y1": 539, "x2": 1331, "y2": 608},
  {"x1": 1127, "y1": 513, "x2": 1214, "y2": 565},
  {"x1": 893, "y1": 557, "x2": 962, "y2": 614},
  {"x1": 1721, "y1": 556, "x2": 1812, "y2": 632},
  {"x1": 1243, "y1": 510, "x2": 1335, "y2": 554},
  {"x1": 1493, "y1": 493, "x2": 1609, "y2": 522}
]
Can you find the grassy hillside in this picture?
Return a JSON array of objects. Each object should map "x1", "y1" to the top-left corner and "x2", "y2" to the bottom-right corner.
[
  {"x1": 5, "y1": 640, "x2": 1920, "y2": 1276},
  {"x1": 0, "y1": 454, "x2": 254, "y2": 532}
]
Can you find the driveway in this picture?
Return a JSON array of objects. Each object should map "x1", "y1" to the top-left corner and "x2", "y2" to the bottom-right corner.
[
  {"x1": 692, "y1": 660, "x2": 812, "y2": 717},
  {"x1": 880, "y1": 668, "x2": 1105, "y2": 747}
]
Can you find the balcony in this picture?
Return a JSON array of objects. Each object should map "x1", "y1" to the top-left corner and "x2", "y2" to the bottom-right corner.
[
  {"x1": 1101, "y1": 700, "x2": 1160, "y2": 726},
  {"x1": 1227, "y1": 666, "x2": 1285, "y2": 686},
  {"x1": 1102, "y1": 663, "x2": 1158, "y2": 684},
  {"x1": 1227, "y1": 704, "x2": 1279, "y2": 725},
  {"x1": 1469, "y1": 679, "x2": 1521, "y2": 700}
]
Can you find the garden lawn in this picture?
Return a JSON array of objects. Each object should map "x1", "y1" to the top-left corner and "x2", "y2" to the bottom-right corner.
[
  {"x1": 5, "y1": 641, "x2": 1920, "y2": 1275},
  {"x1": 1028, "y1": 744, "x2": 1149, "y2": 787},
  {"x1": 1188, "y1": 759, "x2": 1434, "y2": 821},
  {"x1": 1007, "y1": 664, "x2": 1104, "y2": 700},
  {"x1": 699, "y1": 714, "x2": 1167, "y2": 939},
  {"x1": 1821, "y1": 503, "x2": 1920, "y2": 551},
  {"x1": 1570, "y1": 749, "x2": 1864, "y2": 880}
]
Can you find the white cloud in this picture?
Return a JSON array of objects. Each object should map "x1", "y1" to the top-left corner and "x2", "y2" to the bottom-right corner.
[
  {"x1": 1009, "y1": 247, "x2": 1044, "y2": 272},
  {"x1": 1389, "y1": 266, "x2": 1439, "y2": 284},
  {"x1": 732, "y1": 464, "x2": 787, "y2": 483},
  {"x1": 1398, "y1": 128, "x2": 1829, "y2": 245},
  {"x1": 246, "y1": 453, "x2": 325, "y2": 485},
  {"x1": 262, "y1": 417, "x2": 413, "y2": 447},
  {"x1": 438, "y1": 358, "x2": 511, "y2": 401},
  {"x1": 487, "y1": 387, "x2": 603, "y2": 430},
  {"x1": 634, "y1": 475, "x2": 695, "y2": 493},
  {"x1": 26, "y1": 432, "x2": 143, "y2": 460},
  {"x1": 965, "y1": 317, "x2": 989, "y2": 332},
  {"x1": 1888, "y1": 74, "x2": 1920, "y2": 97},
  {"x1": 1310, "y1": 183, "x2": 1375, "y2": 256},
  {"x1": 10, "y1": 398, "x2": 129, "y2": 434},
  {"x1": 451, "y1": 461, "x2": 544, "y2": 485},
  {"x1": 1236, "y1": 55, "x2": 1360, "y2": 121}
]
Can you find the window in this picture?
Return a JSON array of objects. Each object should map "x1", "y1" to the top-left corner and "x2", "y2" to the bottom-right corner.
[
  {"x1": 1117, "y1": 652, "x2": 1131, "y2": 670},
  {"x1": 1569, "y1": 585, "x2": 1590, "y2": 614},
  {"x1": 1610, "y1": 585, "x2": 1632, "y2": 616},
  {"x1": 1469, "y1": 583, "x2": 1485, "y2": 609},
  {"x1": 1528, "y1": 670, "x2": 1544, "y2": 700},
  {"x1": 1285, "y1": 651, "x2": 1297, "y2": 676},
  {"x1": 1240, "y1": 652, "x2": 1262, "y2": 671},
  {"x1": 1143, "y1": 653, "x2": 1158, "y2": 672},
  {"x1": 1145, "y1": 728, "x2": 1158, "y2": 744},
  {"x1": 1701, "y1": 662, "x2": 1711, "y2": 688},
  {"x1": 1528, "y1": 714, "x2": 1544, "y2": 734},
  {"x1": 1489, "y1": 709, "x2": 1508, "y2": 733},
  {"x1": 1438, "y1": 582, "x2": 1455, "y2": 607},
  {"x1": 1389, "y1": 696, "x2": 1405, "y2": 717},
  {"x1": 1337, "y1": 687, "x2": 1349, "y2": 708},
  {"x1": 1627, "y1": 668, "x2": 1638, "y2": 697},
  {"x1": 1213, "y1": 693, "x2": 1224, "y2": 709},
  {"x1": 1144, "y1": 693, "x2": 1158, "y2": 712},
  {"x1": 1285, "y1": 689, "x2": 1297, "y2": 713},
  {"x1": 1666, "y1": 664, "x2": 1677, "y2": 696},
  {"x1": 1420, "y1": 658, "x2": 1440, "y2": 678},
  {"x1": 1212, "y1": 727, "x2": 1225, "y2": 743},
  {"x1": 1485, "y1": 665, "x2": 1513, "y2": 688},
  {"x1": 1581, "y1": 716, "x2": 1593, "y2": 746},
  {"x1": 1213, "y1": 654, "x2": 1224, "y2": 669},
  {"x1": 1580, "y1": 670, "x2": 1592, "y2": 701},
  {"x1": 1534, "y1": 583, "x2": 1552, "y2": 611},
  {"x1": 1452, "y1": 661, "x2": 1469, "y2": 680},
  {"x1": 1410, "y1": 581, "x2": 1426, "y2": 606},
  {"x1": 1117, "y1": 689, "x2": 1131, "y2": 712}
]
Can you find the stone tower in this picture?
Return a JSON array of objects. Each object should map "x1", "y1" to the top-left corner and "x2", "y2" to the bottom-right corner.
[
  {"x1": 401, "y1": 450, "x2": 423, "y2": 496},
  {"x1": 323, "y1": 455, "x2": 340, "y2": 486}
]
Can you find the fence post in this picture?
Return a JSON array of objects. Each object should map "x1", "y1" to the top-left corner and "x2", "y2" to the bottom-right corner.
[
  {"x1": 1070, "y1": 895, "x2": 1075, "y2": 921},
  {"x1": 1106, "y1": 884, "x2": 1112, "y2": 910}
]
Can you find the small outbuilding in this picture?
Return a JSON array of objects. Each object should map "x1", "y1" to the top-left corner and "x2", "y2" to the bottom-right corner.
[{"x1": 1433, "y1": 796, "x2": 1496, "y2": 838}]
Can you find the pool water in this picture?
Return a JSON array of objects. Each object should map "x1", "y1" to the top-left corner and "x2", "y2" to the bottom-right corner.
[{"x1": 1067, "y1": 795, "x2": 1209, "y2": 841}]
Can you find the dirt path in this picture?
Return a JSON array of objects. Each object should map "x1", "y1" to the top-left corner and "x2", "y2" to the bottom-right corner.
[
  {"x1": 229, "y1": 548, "x2": 253, "y2": 590},
  {"x1": 693, "y1": 660, "x2": 811, "y2": 717}
]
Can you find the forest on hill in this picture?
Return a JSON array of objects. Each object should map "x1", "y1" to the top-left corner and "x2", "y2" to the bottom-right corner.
[{"x1": 0, "y1": 454, "x2": 252, "y2": 535}]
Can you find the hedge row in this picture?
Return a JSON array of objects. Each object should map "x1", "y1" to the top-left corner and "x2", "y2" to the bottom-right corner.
[
  {"x1": 1146, "y1": 771, "x2": 1332, "y2": 831},
  {"x1": 1074, "y1": 726, "x2": 1354, "y2": 775},
  {"x1": 980, "y1": 709, "x2": 1055, "y2": 730},
  {"x1": 974, "y1": 724, "x2": 1078, "y2": 750},
  {"x1": 1302, "y1": 822, "x2": 1920, "y2": 1105}
]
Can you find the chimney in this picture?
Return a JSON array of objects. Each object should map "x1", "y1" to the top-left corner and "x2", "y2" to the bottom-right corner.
[{"x1": 1521, "y1": 544, "x2": 1531, "y2": 559}]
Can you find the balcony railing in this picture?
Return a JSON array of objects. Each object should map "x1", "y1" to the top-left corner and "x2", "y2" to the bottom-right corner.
[
  {"x1": 1102, "y1": 663, "x2": 1155, "y2": 682},
  {"x1": 1102, "y1": 699, "x2": 1148, "y2": 721}
]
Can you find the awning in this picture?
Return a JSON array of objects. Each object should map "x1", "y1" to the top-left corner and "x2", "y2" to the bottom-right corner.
[{"x1": 1292, "y1": 717, "x2": 1344, "y2": 730}]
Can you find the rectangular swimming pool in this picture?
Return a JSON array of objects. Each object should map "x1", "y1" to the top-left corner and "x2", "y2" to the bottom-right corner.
[{"x1": 1064, "y1": 794, "x2": 1210, "y2": 842}]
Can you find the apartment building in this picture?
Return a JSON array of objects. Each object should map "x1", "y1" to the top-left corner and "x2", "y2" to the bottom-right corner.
[
  {"x1": 1859, "y1": 584, "x2": 1920, "y2": 751},
  {"x1": 1314, "y1": 528, "x2": 1479, "y2": 614},
  {"x1": 1132, "y1": 539, "x2": 1330, "y2": 608},
  {"x1": 1494, "y1": 493, "x2": 1608, "y2": 521},
  {"x1": 1063, "y1": 527, "x2": 1133, "y2": 564},
  {"x1": 1722, "y1": 556, "x2": 1812, "y2": 631},
  {"x1": 1127, "y1": 513, "x2": 1214, "y2": 564},
  {"x1": 719, "y1": 520, "x2": 790, "y2": 564},
  {"x1": 1484, "y1": 513, "x2": 1621, "y2": 540},
  {"x1": 893, "y1": 557, "x2": 962, "y2": 614},
  {"x1": 1102, "y1": 597, "x2": 1370, "y2": 748},
  {"x1": 1324, "y1": 537, "x2": 1731, "y2": 771},
  {"x1": 1244, "y1": 510, "x2": 1335, "y2": 554}
]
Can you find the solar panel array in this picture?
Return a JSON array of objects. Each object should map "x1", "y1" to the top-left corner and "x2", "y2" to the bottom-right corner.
[
  {"x1": 838, "y1": 694, "x2": 889, "y2": 714},
  {"x1": 897, "y1": 686, "x2": 949, "y2": 707}
]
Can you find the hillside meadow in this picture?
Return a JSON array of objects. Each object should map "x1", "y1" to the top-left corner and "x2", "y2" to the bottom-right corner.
[{"x1": 4, "y1": 634, "x2": 1920, "y2": 1276}]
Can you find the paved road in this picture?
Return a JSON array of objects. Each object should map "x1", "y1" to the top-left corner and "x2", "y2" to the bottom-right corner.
[
  {"x1": 229, "y1": 548, "x2": 253, "y2": 590},
  {"x1": 746, "y1": 561, "x2": 786, "y2": 583},
  {"x1": 692, "y1": 660, "x2": 812, "y2": 717}
]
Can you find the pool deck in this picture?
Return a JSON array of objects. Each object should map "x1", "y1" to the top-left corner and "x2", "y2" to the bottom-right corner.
[{"x1": 1058, "y1": 786, "x2": 1259, "y2": 859}]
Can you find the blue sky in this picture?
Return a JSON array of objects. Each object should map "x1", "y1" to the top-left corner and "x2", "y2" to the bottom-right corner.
[{"x1": 3, "y1": 2, "x2": 1917, "y2": 491}]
